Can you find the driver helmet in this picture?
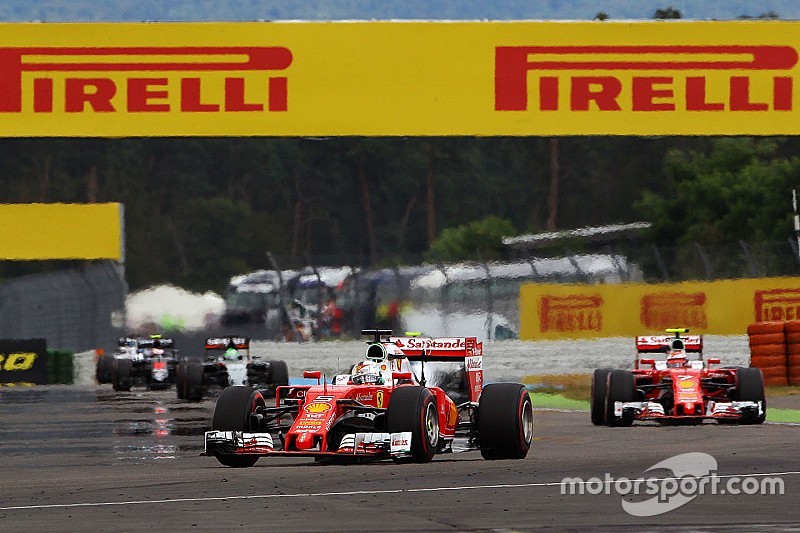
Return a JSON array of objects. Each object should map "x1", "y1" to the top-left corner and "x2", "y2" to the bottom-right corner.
[
  {"x1": 224, "y1": 347, "x2": 239, "y2": 360},
  {"x1": 666, "y1": 338, "x2": 687, "y2": 368},
  {"x1": 351, "y1": 361, "x2": 384, "y2": 385}
]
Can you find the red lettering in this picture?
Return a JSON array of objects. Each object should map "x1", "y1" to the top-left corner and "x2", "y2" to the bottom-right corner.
[
  {"x1": 685, "y1": 77, "x2": 724, "y2": 111},
  {"x1": 65, "y1": 78, "x2": 116, "y2": 112},
  {"x1": 181, "y1": 78, "x2": 220, "y2": 112},
  {"x1": 268, "y1": 77, "x2": 288, "y2": 111},
  {"x1": 127, "y1": 78, "x2": 169, "y2": 112},
  {"x1": 225, "y1": 78, "x2": 263, "y2": 112},
  {"x1": 570, "y1": 77, "x2": 621, "y2": 111},
  {"x1": 730, "y1": 77, "x2": 768, "y2": 111},
  {"x1": 539, "y1": 77, "x2": 559, "y2": 111},
  {"x1": 774, "y1": 77, "x2": 793, "y2": 111},
  {"x1": 495, "y1": 47, "x2": 530, "y2": 111},
  {"x1": 632, "y1": 77, "x2": 675, "y2": 111},
  {"x1": 33, "y1": 78, "x2": 52, "y2": 113}
]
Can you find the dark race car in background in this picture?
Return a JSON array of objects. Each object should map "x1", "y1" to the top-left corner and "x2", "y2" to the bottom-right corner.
[
  {"x1": 592, "y1": 328, "x2": 765, "y2": 426},
  {"x1": 204, "y1": 330, "x2": 533, "y2": 467},
  {"x1": 176, "y1": 336, "x2": 289, "y2": 402},
  {"x1": 96, "y1": 334, "x2": 178, "y2": 392}
]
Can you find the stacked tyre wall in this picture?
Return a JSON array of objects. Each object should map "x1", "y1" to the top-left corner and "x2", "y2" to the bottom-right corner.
[
  {"x1": 787, "y1": 321, "x2": 800, "y2": 386},
  {"x1": 747, "y1": 321, "x2": 790, "y2": 386}
]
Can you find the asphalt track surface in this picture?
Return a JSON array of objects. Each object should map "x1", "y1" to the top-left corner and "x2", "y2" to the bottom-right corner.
[{"x1": 1, "y1": 385, "x2": 799, "y2": 532}]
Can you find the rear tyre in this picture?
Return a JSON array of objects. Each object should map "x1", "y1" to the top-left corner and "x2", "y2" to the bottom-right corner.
[
  {"x1": 184, "y1": 360, "x2": 205, "y2": 402},
  {"x1": 96, "y1": 354, "x2": 114, "y2": 384},
  {"x1": 605, "y1": 370, "x2": 635, "y2": 427},
  {"x1": 477, "y1": 383, "x2": 533, "y2": 460},
  {"x1": 211, "y1": 386, "x2": 266, "y2": 467},
  {"x1": 735, "y1": 367, "x2": 766, "y2": 424},
  {"x1": 591, "y1": 368, "x2": 612, "y2": 426},
  {"x1": 111, "y1": 358, "x2": 132, "y2": 392},
  {"x1": 386, "y1": 386, "x2": 438, "y2": 463}
]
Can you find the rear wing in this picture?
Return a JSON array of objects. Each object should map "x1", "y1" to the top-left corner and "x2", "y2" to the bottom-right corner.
[
  {"x1": 119, "y1": 336, "x2": 174, "y2": 348},
  {"x1": 636, "y1": 335, "x2": 703, "y2": 354},
  {"x1": 205, "y1": 336, "x2": 250, "y2": 350},
  {"x1": 390, "y1": 336, "x2": 483, "y2": 403},
  {"x1": 389, "y1": 336, "x2": 483, "y2": 361}
]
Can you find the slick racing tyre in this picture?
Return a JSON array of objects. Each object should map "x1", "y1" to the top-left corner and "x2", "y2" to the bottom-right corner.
[
  {"x1": 386, "y1": 386, "x2": 439, "y2": 463},
  {"x1": 605, "y1": 370, "x2": 635, "y2": 427},
  {"x1": 175, "y1": 359, "x2": 185, "y2": 400},
  {"x1": 96, "y1": 354, "x2": 114, "y2": 384},
  {"x1": 269, "y1": 360, "x2": 289, "y2": 387},
  {"x1": 211, "y1": 386, "x2": 266, "y2": 468},
  {"x1": 111, "y1": 358, "x2": 132, "y2": 392},
  {"x1": 735, "y1": 367, "x2": 766, "y2": 424},
  {"x1": 477, "y1": 383, "x2": 533, "y2": 460},
  {"x1": 591, "y1": 368, "x2": 612, "y2": 426},
  {"x1": 184, "y1": 360, "x2": 205, "y2": 402}
]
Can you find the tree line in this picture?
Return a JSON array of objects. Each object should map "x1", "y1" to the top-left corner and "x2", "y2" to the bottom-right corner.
[{"x1": 0, "y1": 136, "x2": 798, "y2": 292}]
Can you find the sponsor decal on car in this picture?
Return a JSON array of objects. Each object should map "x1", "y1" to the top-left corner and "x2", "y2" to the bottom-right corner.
[
  {"x1": 376, "y1": 390, "x2": 385, "y2": 408},
  {"x1": 305, "y1": 402, "x2": 331, "y2": 414}
]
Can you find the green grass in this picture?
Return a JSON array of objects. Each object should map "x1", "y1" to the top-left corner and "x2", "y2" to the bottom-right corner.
[
  {"x1": 530, "y1": 391, "x2": 590, "y2": 411},
  {"x1": 766, "y1": 408, "x2": 800, "y2": 424}
]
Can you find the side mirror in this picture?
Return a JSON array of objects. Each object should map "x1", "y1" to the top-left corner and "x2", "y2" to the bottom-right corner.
[
  {"x1": 707, "y1": 358, "x2": 721, "y2": 365},
  {"x1": 640, "y1": 358, "x2": 655, "y2": 367},
  {"x1": 392, "y1": 372, "x2": 413, "y2": 381},
  {"x1": 303, "y1": 370, "x2": 322, "y2": 383}
]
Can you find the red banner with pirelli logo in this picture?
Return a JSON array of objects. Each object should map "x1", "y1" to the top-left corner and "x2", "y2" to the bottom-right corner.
[{"x1": 1, "y1": 21, "x2": 799, "y2": 136}]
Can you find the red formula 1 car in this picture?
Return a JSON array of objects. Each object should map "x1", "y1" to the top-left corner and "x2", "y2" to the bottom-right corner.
[
  {"x1": 591, "y1": 328, "x2": 766, "y2": 426},
  {"x1": 204, "y1": 330, "x2": 533, "y2": 467}
]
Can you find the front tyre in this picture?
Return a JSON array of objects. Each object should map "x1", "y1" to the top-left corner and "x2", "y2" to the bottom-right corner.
[
  {"x1": 184, "y1": 360, "x2": 205, "y2": 402},
  {"x1": 591, "y1": 368, "x2": 612, "y2": 426},
  {"x1": 175, "y1": 359, "x2": 185, "y2": 400},
  {"x1": 112, "y1": 358, "x2": 132, "y2": 392},
  {"x1": 386, "y1": 386, "x2": 438, "y2": 463},
  {"x1": 478, "y1": 383, "x2": 533, "y2": 460},
  {"x1": 269, "y1": 360, "x2": 289, "y2": 387},
  {"x1": 96, "y1": 354, "x2": 114, "y2": 384},
  {"x1": 605, "y1": 370, "x2": 635, "y2": 427},
  {"x1": 735, "y1": 367, "x2": 766, "y2": 424},
  {"x1": 211, "y1": 386, "x2": 266, "y2": 467}
]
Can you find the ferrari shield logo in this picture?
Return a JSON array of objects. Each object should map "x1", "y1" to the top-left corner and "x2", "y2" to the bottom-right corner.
[{"x1": 376, "y1": 390, "x2": 385, "y2": 408}]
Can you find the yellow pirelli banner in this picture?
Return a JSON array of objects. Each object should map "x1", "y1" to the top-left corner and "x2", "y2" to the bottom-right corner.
[
  {"x1": 520, "y1": 278, "x2": 800, "y2": 339},
  {"x1": 0, "y1": 203, "x2": 124, "y2": 260},
  {"x1": 0, "y1": 21, "x2": 799, "y2": 136}
]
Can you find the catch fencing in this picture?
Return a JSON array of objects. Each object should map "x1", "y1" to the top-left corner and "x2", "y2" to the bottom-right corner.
[
  {"x1": 0, "y1": 261, "x2": 126, "y2": 353},
  {"x1": 270, "y1": 239, "x2": 800, "y2": 341}
]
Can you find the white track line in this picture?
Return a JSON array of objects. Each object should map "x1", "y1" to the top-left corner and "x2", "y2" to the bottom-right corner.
[{"x1": 1, "y1": 471, "x2": 799, "y2": 512}]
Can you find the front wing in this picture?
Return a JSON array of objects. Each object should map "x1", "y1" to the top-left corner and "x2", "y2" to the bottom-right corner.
[
  {"x1": 614, "y1": 400, "x2": 763, "y2": 421},
  {"x1": 204, "y1": 430, "x2": 413, "y2": 459}
]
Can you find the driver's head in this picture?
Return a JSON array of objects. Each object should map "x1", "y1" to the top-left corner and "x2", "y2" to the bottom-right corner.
[
  {"x1": 225, "y1": 347, "x2": 239, "y2": 360},
  {"x1": 351, "y1": 361, "x2": 384, "y2": 385}
]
